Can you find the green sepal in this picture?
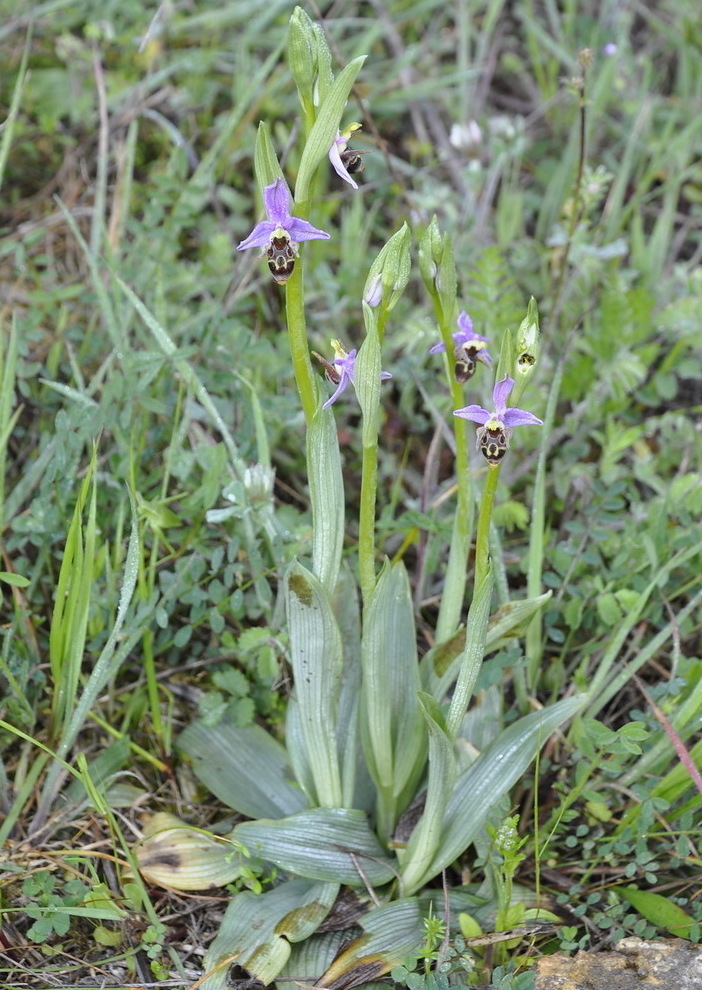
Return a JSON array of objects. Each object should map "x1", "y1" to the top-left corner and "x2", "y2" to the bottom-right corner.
[{"x1": 254, "y1": 120, "x2": 285, "y2": 194}]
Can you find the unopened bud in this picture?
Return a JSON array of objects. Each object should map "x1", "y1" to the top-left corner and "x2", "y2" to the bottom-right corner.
[{"x1": 363, "y1": 222, "x2": 411, "y2": 314}]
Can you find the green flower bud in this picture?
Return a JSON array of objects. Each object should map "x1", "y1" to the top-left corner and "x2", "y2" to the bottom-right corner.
[
  {"x1": 288, "y1": 7, "x2": 333, "y2": 122},
  {"x1": 363, "y1": 222, "x2": 411, "y2": 315},
  {"x1": 418, "y1": 216, "x2": 456, "y2": 319},
  {"x1": 288, "y1": 8, "x2": 316, "y2": 111},
  {"x1": 418, "y1": 216, "x2": 443, "y2": 290}
]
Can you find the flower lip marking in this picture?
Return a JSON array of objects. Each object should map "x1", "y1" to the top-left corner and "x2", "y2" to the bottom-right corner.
[
  {"x1": 453, "y1": 375, "x2": 543, "y2": 465},
  {"x1": 237, "y1": 178, "x2": 330, "y2": 283}
]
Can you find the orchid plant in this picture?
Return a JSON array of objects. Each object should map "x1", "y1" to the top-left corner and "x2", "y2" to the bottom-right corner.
[{"x1": 135, "y1": 8, "x2": 583, "y2": 989}]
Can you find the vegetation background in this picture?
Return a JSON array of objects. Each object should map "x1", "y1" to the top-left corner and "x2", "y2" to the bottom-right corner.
[{"x1": 0, "y1": 0, "x2": 700, "y2": 987}]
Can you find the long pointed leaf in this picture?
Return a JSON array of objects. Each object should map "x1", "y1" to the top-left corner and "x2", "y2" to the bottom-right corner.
[
  {"x1": 398, "y1": 694, "x2": 455, "y2": 892},
  {"x1": 332, "y1": 565, "x2": 372, "y2": 810},
  {"x1": 285, "y1": 561, "x2": 343, "y2": 807},
  {"x1": 309, "y1": 409, "x2": 345, "y2": 594},
  {"x1": 360, "y1": 560, "x2": 426, "y2": 839},
  {"x1": 407, "y1": 695, "x2": 585, "y2": 893}
]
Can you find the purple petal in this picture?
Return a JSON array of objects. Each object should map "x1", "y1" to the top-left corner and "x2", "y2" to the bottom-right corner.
[
  {"x1": 322, "y1": 370, "x2": 352, "y2": 409},
  {"x1": 456, "y1": 311, "x2": 474, "y2": 336},
  {"x1": 453, "y1": 404, "x2": 491, "y2": 425},
  {"x1": 428, "y1": 341, "x2": 447, "y2": 354},
  {"x1": 263, "y1": 178, "x2": 292, "y2": 224},
  {"x1": 380, "y1": 371, "x2": 393, "y2": 381},
  {"x1": 285, "y1": 217, "x2": 331, "y2": 242},
  {"x1": 236, "y1": 220, "x2": 276, "y2": 251},
  {"x1": 329, "y1": 138, "x2": 358, "y2": 190},
  {"x1": 492, "y1": 376, "x2": 515, "y2": 415},
  {"x1": 477, "y1": 349, "x2": 493, "y2": 367},
  {"x1": 502, "y1": 408, "x2": 543, "y2": 427}
]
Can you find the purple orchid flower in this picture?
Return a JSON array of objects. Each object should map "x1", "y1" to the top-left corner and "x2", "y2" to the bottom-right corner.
[
  {"x1": 454, "y1": 375, "x2": 543, "y2": 465},
  {"x1": 329, "y1": 123, "x2": 368, "y2": 190},
  {"x1": 429, "y1": 311, "x2": 493, "y2": 384},
  {"x1": 237, "y1": 178, "x2": 329, "y2": 283},
  {"x1": 316, "y1": 340, "x2": 392, "y2": 410}
]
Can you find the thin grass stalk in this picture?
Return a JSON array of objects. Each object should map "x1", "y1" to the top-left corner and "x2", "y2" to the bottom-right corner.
[
  {"x1": 32, "y1": 489, "x2": 141, "y2": 832},
  {"x1": 0, "y1": 29, "x2": 30, "y2": 192},
  {"x1": 0, "y1": 316, "x2": 20, "y2": 529}
]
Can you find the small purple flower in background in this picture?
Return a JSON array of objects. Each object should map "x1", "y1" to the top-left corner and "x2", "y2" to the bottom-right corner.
[
  {"x1": 602, "y1": 42, "x2": 617, "y2": 56},
  {"x1": 313, "y1": 340, "x2": 392, "y2": 410},
  {"x1": 237, "y1": 177, "x2": 330, "y2": 283},
  {"x1": 454, "y1": 375, "x2": 543, "y2": 465},
  {"x1": 429, "y1": 310, "x2": 493, "y2": 384},
  {"x1": 329, "y1": 123, "x2": 370, "y2": 190}
]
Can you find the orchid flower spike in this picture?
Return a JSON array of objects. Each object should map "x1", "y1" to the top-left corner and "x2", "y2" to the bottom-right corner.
[
  {"x1": 313, "y1": 340, "x2": 392, "y2": 410},
  {"x1": 237, "y1": 178, "x2": 330, "y2": 283},
  {"x1": 429, "y1": 311, "x2": 493, "y2": 384},
  {"x1": 454, "y1": 375, "x2": 543, "y2": 465},
  {"x1": 329, "y1": 123, "x2": 369, "y2": 190}
]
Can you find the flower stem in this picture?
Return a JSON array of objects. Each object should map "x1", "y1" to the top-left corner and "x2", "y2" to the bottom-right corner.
[
  {"x1": 285, "y1": 256, "x2": 318, "y2": 425},
  {"x1": 435, "y1": 377, "x2": 474, "y2": 642},
  {"x1": 475, "y1": 464, "x2": 500, "y2": 589},
  {"x1": 359, "y1": 438, "x2": 378, "y2": 608}
]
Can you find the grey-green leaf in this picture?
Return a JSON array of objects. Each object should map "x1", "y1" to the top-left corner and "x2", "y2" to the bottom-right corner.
[
  {"x1": 177, "y1": 721, "x2": 307, "y2": 820},
  {"x1": 201, "y1": 878, "x2": 339, "y2": 990},
  {"x1": 233, "y1": 808, "x2": 396, "y2": 887},
  {"x1": 285, "y1": 561, "x2": 343, "y2": 807},
  {"x1": 319, "y1": 898, "x2": 422, "y2": 988},
  {"x1": 406, "y1": 695, "x2": 585, "y2": 893}
]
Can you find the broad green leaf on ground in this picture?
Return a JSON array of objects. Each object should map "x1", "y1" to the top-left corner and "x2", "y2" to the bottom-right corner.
[
  {"x1": 617, "y1": 885, "x2": 697, "y2": 940},
  {"x1": 407, "y1": 695, "x2": 585, "y2": 893},
  {"x1": 285, "y1": 560, "x2": 343, "y2": 807},
  {"x1": 318, "y1": 897, "x2": 422, "y2": 989},
  {"x1": 201, "y1": 878, "x2": 339, "y2": 990},
  {"x1": 177, "y1": 721, "x2": 307, "y2": 820},
  {"x1": 232, "y1": 808, "x2": 396, "y2": 886}
]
